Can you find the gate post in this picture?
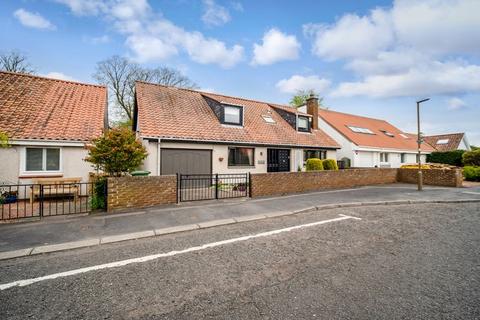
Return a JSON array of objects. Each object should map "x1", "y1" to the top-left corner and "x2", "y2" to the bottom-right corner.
[
  {"x1": 215, "y1": 173, "x2": 219, "y2": 199},
  {"x1": 176, "y1": 173, "x2": 180, "y2": 204},
  {"x1": 39, "y1": 184, "x2": 44, "y2": 218},
  {"x1": 248, "y1": 172, "x2": 252, "y2": 198}
]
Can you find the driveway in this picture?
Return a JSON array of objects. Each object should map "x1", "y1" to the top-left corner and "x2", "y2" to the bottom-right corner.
[{"x1": 0, "y1": 202, "x2": 479, "y2": 319}]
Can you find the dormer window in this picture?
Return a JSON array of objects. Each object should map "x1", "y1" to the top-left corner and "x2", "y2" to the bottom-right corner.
[
  {"x1": 223, "y1": 104, "x2": 243, "y2": 126},
  {"x1": 297, "y1": 116, "x2": 310, "y2": 132}
]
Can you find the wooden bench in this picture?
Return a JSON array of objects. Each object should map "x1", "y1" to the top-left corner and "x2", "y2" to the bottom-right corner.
[{"x1": 30, "y1": 177, "x2": 82, "y2": 204}]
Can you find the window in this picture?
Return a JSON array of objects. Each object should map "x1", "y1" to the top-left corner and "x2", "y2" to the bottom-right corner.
[
  {"x1": 228, "y1": 147, "x2": 254, "y2": 166},
  {"x1": 437, "y1": 139, "x2": 449, "y2": 145},
  {"x1": 262, "y1": 115, "x2": 276, "y2": 124},
  {"x1": 25, "y1": 148, "x2": 61, "y2": 172},
  {"x1": 400, "y1": 153, "x2": 406, "y2": 163},
  {"x1": 223, "y1": 105, "x2": 243, "y2": 125},
  {"x1": 347, "y1": 126, "x2": 374, "y2": 134},
  {"x1": 380, "y1": 130, "x2": 395, "y2": 137},
  {"x1": 380, "y1": 152, "x2": 389, "y2": 163},
  {"x1": 304, "y1": 150, "x2": 327, "y2": 162},
  {"x1": 399, "y1": 133, "x2": 409, "y2": 139},
  {"x1": 298, "y1": 116, "x2": 310, "y2": 132}
]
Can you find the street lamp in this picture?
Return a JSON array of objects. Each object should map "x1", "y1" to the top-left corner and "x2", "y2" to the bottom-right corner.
[{"x1": 416, "y1": 98, "x2": 430, "y2": 191}]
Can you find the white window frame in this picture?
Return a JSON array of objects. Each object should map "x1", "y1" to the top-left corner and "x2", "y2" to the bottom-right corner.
[
  {"x1": 347, "y1": 126, "x2": 374, "y2": 134},
  {"x1": 380, "y1": 152, "x2": 389, "y2": 163},
  {"x1": 20, "y1": 147, "x2": 63, "y2": 176},
  {"x1": 437, "y1": 139, "x2": 449, "y2": 145}
]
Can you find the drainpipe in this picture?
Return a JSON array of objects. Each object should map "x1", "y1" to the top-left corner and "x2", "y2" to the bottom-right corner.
[{"x1": 157, "y1": 138, "x2": 161, "y2": 175}]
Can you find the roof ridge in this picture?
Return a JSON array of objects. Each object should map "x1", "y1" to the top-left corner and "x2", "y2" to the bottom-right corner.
[
  {"x1": 319, "y1": 108, "x2": 390, "y2": 123},
  {"x1": 135, "y1": 80, "x2": 295, "y2": 109},
  {"x1": 0, "y1": 70, "x2": 106, "y2": 88}
]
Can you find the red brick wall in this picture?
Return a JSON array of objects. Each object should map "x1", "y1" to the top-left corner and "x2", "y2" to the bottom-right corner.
[
  {"x1": 107, "y1": 176, "x2": 177, "y2": 212},
  {"x1": 397, "y1": 168, "x2": 463, "y2": 187},
  {"x1": 250, "y1": 168, "x2": 398, "y2": 198}
]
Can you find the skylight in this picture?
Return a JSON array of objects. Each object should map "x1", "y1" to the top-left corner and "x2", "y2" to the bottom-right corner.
[
  {"x1": 348, "y1": 126, "x2": 374, "y2": 134},
  {"x1": 380, "y1": 130, "x2": 395, "y2": 137},
  {"x1": 437, "y1": 139, "x2": 449, "y2": 144},
  {"x1": 399, "y1": 133, "x2": 409, "y2": 139},
  {"x1": 262, "y1": 115, "x2": 275, "y2": 124}
]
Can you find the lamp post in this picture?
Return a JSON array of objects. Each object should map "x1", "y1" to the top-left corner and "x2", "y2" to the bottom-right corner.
[{"x1": 416, "y1": 98, "x2": 430, "y2": 191}]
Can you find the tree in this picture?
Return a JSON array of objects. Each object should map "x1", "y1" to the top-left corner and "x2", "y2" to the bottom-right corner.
[
  {"x1": 289, "y1": 89, "x2": 324, "y2": 108},
  {"x1": 0, "y1": 131, "x2": 10, "y2": 148},
  {"x1": 93, "y1": 55, "x2": 197, "y2": 122},
  {"x1": 462, "y1": 149, "x2": 480, "y2": 166},
  {"x1": 84, "y1": 128, "x2": 148, "y2": 177},
  {"x1": 0, "y1": 51, "x2": 35, "y2": 74}
]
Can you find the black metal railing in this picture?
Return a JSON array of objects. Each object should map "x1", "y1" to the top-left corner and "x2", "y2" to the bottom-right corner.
[
  {"x1": 0, "y1": 182, "x2": 105, "y2": 221},
  {"x1": 178, "y1": 173, "x2": 249, "y2": 202}
]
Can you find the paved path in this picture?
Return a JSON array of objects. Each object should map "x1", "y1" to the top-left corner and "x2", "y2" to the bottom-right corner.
[
  {"x1": 0, "y1": 202, "x2": 478, "y2": 319},
  {"x1": 0, "y1": 184, "x2": 479, "y2": 256}
]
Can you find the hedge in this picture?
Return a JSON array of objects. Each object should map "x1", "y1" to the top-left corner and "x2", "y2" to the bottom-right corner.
[
  {"x1": 463, "y1": 149, "x2": 480, "y2": 166},
  {"x1": 306, "y1": 158, "x2": 324, "y2": 171},
  {"x1": 426, "y1": 150, "x2": 464, "y2": 167},
  {"x1": 463, "y1": 166, "x2": 480, "y2": 181},
  {"x1": 322, "y1": 159, "x2": 339, "y2": 170}
]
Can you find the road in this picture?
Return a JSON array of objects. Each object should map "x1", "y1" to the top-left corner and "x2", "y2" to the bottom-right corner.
[{"x1": 0, "y1": 202, "x2": 479, "y2": 319}]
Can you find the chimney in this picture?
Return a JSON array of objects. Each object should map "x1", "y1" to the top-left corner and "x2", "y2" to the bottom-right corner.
[{"x1": 306, "y1": 93, "x2": 319, "y2": 130}]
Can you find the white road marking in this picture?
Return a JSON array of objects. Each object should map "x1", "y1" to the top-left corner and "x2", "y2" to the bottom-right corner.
[
  {"x1": 0, "y1": 214, "x2": 360, "y2": 291},
  {"x1": 462, "y1": 191, "x2": 480, "y2": 195}
]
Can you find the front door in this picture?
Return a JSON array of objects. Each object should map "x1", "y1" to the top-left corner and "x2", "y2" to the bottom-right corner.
[{"x1": 267, "y1": 149, "x2": 290, "y2": 172}]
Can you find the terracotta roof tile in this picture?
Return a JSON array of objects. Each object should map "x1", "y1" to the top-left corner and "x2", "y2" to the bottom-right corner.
[
  {"x1": 0, "y1": 71, "x2": 107, "y2": 141},
  {"x1": 318, "y1": 109, "x2": 435, "y2": 152},
  {"x1": 424, "y1": 133, "x2": 465, "y2": 151},
  {"x1": 135, "y1": 82, "x2": 339, "y2": 148}
]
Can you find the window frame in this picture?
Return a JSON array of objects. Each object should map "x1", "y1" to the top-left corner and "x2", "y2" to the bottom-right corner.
[
  {"x1": 400, "y1": 153, "x2": 406, "y2": 163},
  {"x1": 303, "y1": 149, "x2": 327, "y2": 163},
  {"x1": 380, "y1": 152, "x2": 389, "y2": 163},
  {"x1": 21, "y1": 147, "x2": 63, "y2": 175},
  {"x1": 222, "y1": 104, "x2": 244, "y2": 126},
  {"x1": 228, "y1": 147, "x2": 255, "y2": 167},
  {"x1": 297, "y1": 115, "x2": 310, "y2": 132},
  {"x1": 347, "y1": 126, "x2": 374, "y2": 134}
]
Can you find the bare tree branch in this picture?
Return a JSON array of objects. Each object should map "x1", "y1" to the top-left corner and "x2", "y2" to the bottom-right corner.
[
  {"x1": 0, "y1": 51, "x2": 35, "y2": 74},
  {"x1": 93, "y1": 56, "x2": 197, "y2": 122}
]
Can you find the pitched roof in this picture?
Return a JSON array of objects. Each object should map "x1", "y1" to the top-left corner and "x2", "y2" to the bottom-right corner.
[
  {"x1": 318, "y1": 109, "x2": 435, "y2": 152},
  {"x1": 0, "y1": 71, "x2": 107, "y2": 142},
  {"x1": 135, "y1": 82, "x2": 339, "y2": 148},
  {"x1": 424, "y1": 133, "x2": 465, "y2": 151}
]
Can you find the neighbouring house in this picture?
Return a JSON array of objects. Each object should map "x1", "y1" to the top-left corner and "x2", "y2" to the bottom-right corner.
[
  {"x1": 0, "y1": 71, "x2": 108, "y2": 184},
  {"x1": 297, "y1": 103, "x2": 435, "y2": 168},
  {"x1": 424, "y1": 133, "x2": 471, "y2": 152},
  {"x1": 133, "y1": 82, "x2": 340, "y2": 175}
]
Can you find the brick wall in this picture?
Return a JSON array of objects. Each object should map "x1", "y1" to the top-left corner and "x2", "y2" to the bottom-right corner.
[
  {"x1": 397, "y1": 168, "x2": 463, "y2": 187},
  {"x1": 250, "y1": 168, "x2": 398, "y2": 198},
  {"x1": 107, "y1": 175, "x2": 177, "y2": 212}
]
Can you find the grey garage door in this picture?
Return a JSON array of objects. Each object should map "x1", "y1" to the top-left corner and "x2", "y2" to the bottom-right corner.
[{"x1": 161, "y1": 149, "x2": 212, "y2": 175}]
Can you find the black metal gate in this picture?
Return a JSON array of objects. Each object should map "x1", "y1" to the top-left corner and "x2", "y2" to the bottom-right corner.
[
  {"x1": 178, "y1": 173, "x2": 249, "y2": 202},
  {"x1": 0, "y1": 182, "x2": 105, "y2": 221}
]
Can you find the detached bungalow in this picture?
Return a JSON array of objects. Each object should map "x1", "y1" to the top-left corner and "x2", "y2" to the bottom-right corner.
[
  {"x1": 424, "y1": 133, "x2": 471, "y2": 152},
  {"x1": 0, "y1": 71, "x2": 108, "y2": 183},
  {"x1": 133, "y1": 82, "x2": 340, "y2": 175},
  {"x1": 299, "y1": 107, "x2": 435, "y2": 168}
]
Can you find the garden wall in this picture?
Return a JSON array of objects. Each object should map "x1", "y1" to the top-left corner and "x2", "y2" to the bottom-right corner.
[
  {"x1": 107, "y1": 175, "x2": 177, "y2": 212},
  {"x1": 250, "y1": 168, "x2": 398, "y2": 198},
  {"x1": 397, "y1": 168, "x2": 463, "y2": 187}
]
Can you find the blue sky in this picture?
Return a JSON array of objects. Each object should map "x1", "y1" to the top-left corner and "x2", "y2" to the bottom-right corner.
[{"x1": 1, "y1": 0, "x2": 479, "y2": 145}]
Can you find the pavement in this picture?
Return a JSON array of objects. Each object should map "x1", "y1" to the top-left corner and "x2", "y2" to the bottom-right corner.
[
  {"x1": 0, "y1": 183, "x2": 479, "y2": 260},
  {"x1": 0, "y1": 202, "x2": 478, "y2": 319}
]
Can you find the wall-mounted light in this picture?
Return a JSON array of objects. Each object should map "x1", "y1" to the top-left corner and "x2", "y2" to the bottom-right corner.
[{"x1": 219, "y1": 157, "x2": 224, "y2": 162}]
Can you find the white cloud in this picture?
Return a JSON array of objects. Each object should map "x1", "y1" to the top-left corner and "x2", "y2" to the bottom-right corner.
[
  {"x1": 56, "y1": 0, "x2": 244, "y2": 68},
  {"x1": 252, "y1": 29, "x2": 300, "y2": 65},
  {"x1": 331, "y1": 60, "x2": 480, "y2": 98},
  {"x1": 13, "y1": 8, "x2": 56, "y2": 30},
  {"x1": 84, "y1": 35, "x2": 110, "y2": 44},
  {"x1": 230, "y1": 2, "x2": 244, "y2": 12},
  {"x1": 448, "y1": 97, "x2": 467, "y2": 110},
  {"x1": 202, "y1": 0, "x2": 231, "y2": 27},
  {"x1": 44, "y1": 72, "x2": 77, "y2": 81},
  {"x1": 276, "y1": 75, "x2": 331, "y2": 94},
  {"x1": 303, "y1": 8, "x2": 393, "y2": 60}
]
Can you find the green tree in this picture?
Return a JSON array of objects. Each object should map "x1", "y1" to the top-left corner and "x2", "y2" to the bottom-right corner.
[
  {"x1": 85, "y1": 128, "x2": 148, "y2": 177},
  {"x1": 0, "y1": 131, "x2": 10, "y2": 148},
  {"x1": 289, "y1": 89, "x2": 324, "y2": 108},
  {"x1": 462, "y1": 149, "x2": 480, "y2": 166}
]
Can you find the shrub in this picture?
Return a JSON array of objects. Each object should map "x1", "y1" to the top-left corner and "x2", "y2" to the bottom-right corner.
[
  {"x1": 401, "y1": 164, "x2": 432, "y2": 169},
  {"x1": 463, "y1": 166, "x2": 480, "y2": 181},
  {"x1": 0, "y1": 131, "x2": 10, "y2": 148},
  {"x1": 85, "y1": 128, "x2": 148, "y2": 176},
  {"x1": 306, "y1": 158, "x2": 324, "y2": 171},
  {"x1": 90, "y1": 178, "x2": 107, "y2": 210},
  {"x1": 322, "y1": 159, "x2": 339, "y2": 170},
  {"x1": 426, "y1": 150, "x2": 464, "y2": 167},
  {"x1": 463, "y1": 149, "x2": 480, "y2": 166}
]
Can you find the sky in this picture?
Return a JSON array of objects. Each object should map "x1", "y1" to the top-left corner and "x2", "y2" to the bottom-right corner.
[{"x1": 1, "y1": 0, "x2": 479, "y2": 145}]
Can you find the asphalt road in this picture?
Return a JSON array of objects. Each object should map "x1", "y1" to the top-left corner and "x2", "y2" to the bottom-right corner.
[{"x1": 0, "y1": 202, "x2": 479, "y2": 319}]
